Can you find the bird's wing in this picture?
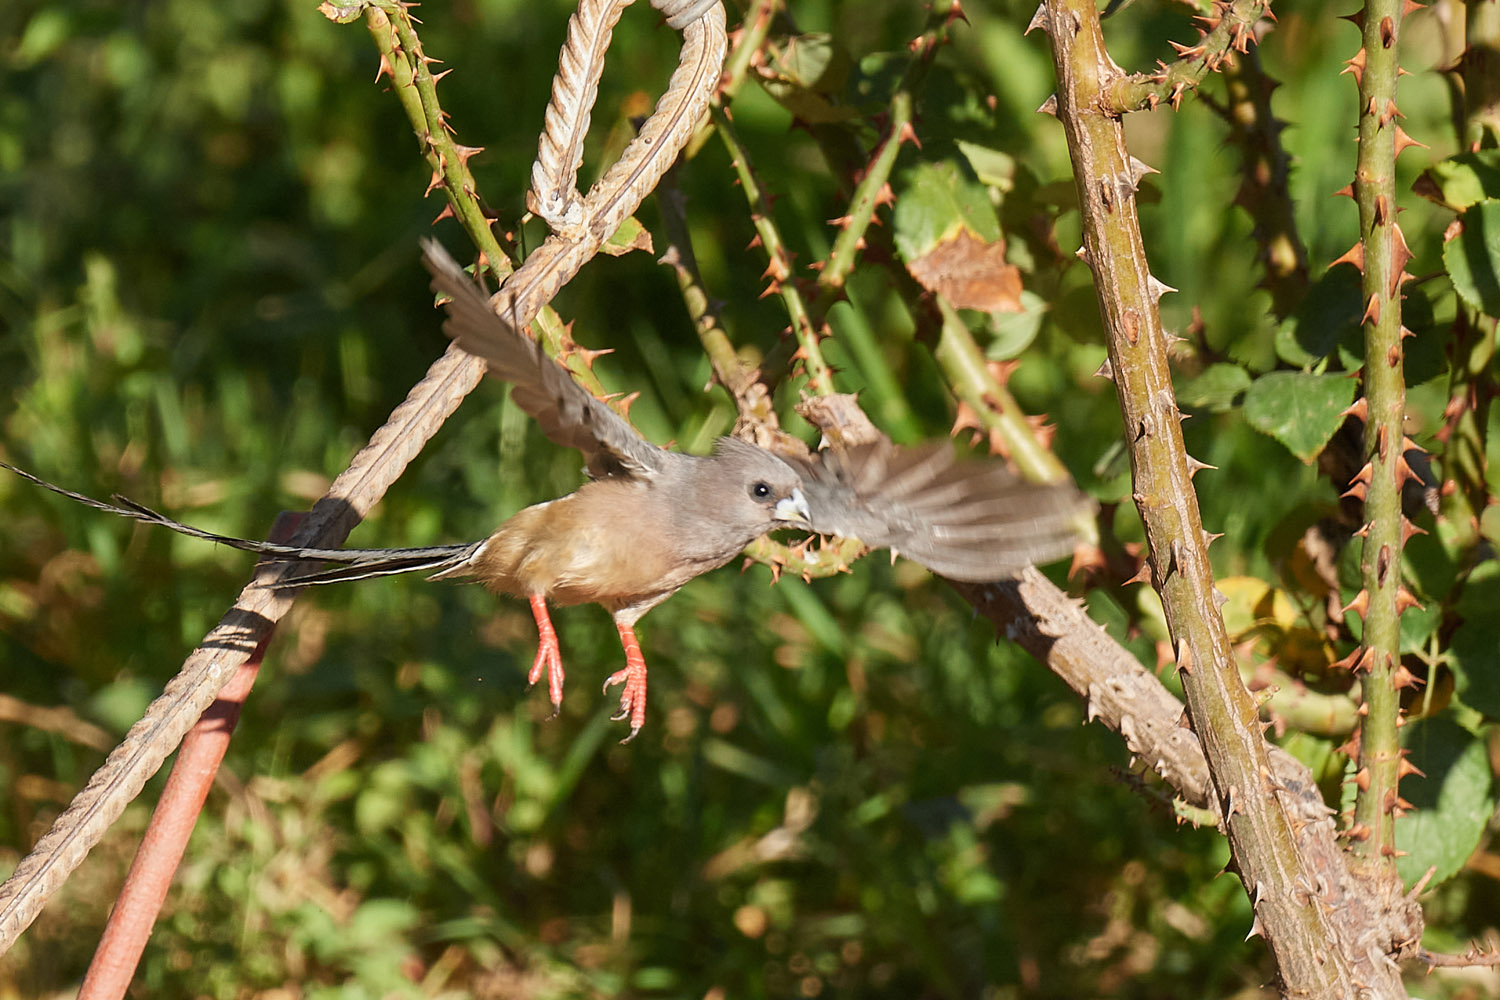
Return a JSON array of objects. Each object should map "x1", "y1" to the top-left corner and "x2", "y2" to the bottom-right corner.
[
  {"x1": 787, "y1": 440, "x2": 1092, "y2": 582},
  {"x1": 422, "y1": 239, "x2": 665, "y2": 480}
]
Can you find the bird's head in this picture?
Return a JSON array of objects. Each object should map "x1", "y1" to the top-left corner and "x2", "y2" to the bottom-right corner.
[{"x1": 709, "y1": 437, "x2": 811, "y2": 535}]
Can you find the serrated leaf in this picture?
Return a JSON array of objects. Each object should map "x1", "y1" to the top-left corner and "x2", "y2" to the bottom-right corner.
[
  {"x1": 1274, "y1": 266, "x2": 1362, "y2": 366},
  {"x1": 1242, "y1": 371, "x2": 1357, "y2": 463},
  {"x1": 757, "y1": 33, "x2": 858, "y2": 124},
  {"x1": 1447, "y1": 560, "x2": 1500, "y2": 718},
  {"x1": 893, "y1": 161, "x2": 1001, "y2": 261},
  {"x1": 1177, "y1": 363, "x2": 1251, "y2": 413},
  {"x1": 1449, "y1": 618, "x2": 1500, "y2": 718},
  {"x1": 1444, "y1": 199, "x2": 1500, "y2": 318},
  {"x1": 1394, "y1": 717, "x2": 1495, "y2": 888},
  {"x1": 1416, "y1": 150, "x2": 1500, "y2": 210},
  {"x1": 1397, "y1": 599, "x2": 1440, "y2": 655},
  {"x1": 600, "y1": 215, "x2": 653, "y2": 257}
]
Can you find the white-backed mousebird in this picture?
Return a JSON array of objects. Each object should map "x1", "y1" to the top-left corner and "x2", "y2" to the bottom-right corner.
[{"x1": 1, "y1": 240, "x2": 1093, "y2": 739}]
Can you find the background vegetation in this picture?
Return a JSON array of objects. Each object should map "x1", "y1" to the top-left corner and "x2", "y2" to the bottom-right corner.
[{"x1": 0, "y1": 0, "x2": 1496, "y2": 996}]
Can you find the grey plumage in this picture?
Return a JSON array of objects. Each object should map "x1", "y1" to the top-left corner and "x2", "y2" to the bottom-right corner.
[
  {"x1": 421, "y1": 237, "x2": 1089, "y2": 586},
  {"x1": 785, "y1": 440, "x2": 1089, "y2": 582}
]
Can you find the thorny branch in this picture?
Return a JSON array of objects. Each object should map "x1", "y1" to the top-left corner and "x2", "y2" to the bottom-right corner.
[
  {"x1": 1036, "y1": 0, "x2": 1418, "y2": 994},
  {"x1": 1336, "y1": 0, "x2": 1423, "y2": 871}
]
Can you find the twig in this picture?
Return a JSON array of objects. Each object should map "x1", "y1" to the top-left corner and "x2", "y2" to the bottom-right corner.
[
  {"x1": 1339, "y1": 0, "x2": 1423, "y2": 872},
  {"x1": 710, "y1": 103, "x2": 834, "y2": 395},
  {"x1": 1104, "y1": 0, "x2": 1275, "y2": 113}
]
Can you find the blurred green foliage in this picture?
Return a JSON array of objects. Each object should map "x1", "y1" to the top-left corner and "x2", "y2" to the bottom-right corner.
[{"x1": 1, "y1": 0, "x2": 1498, "y2": 997}]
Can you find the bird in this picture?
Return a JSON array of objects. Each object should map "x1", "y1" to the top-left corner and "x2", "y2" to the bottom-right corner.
[{"x1": 2, "y1": 239, "x2": 1093, "y2": 739}]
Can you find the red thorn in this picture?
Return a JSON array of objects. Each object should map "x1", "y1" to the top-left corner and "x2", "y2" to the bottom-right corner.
[
  {"x1": 1393, "y1": 126, "x2": 1427, "y2": 156},
  {"x1": 1397, "y1": 754, "x2": 1426, "y2": 779},
  {"x1": 1330, "y1": 242, "x2": 1365, "y2": 273},
  {"x1": 1390, "y1": 226, "x2": 1414, "y2": 297},
  {"x1": 1342, "y1": 48, "x2": 1367, "y2": 87},
  {"x1": 1394, "y1": 587, "x2": 1425, "y2": 614},
  {"x1": 1391, "y1": 662, "x2": 1423, "y2": 689}
]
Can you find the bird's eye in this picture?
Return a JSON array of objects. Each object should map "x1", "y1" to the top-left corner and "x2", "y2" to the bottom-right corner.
[{"x1": 750, "y1": 481, "x2": 772, "y2": 501}]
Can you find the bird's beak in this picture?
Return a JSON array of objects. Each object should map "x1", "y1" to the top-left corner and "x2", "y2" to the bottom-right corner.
[{"x1": 774, "y1": 488, "x2": 812, "y2": 525}]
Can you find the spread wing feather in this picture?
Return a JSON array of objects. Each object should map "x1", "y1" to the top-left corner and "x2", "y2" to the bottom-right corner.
[
  {"x1": 789, "y1": 441, "x2": 1091, "y2": 582},
  {"x1": 422, "y1": 239, "x2": 664, "y2": 481}
]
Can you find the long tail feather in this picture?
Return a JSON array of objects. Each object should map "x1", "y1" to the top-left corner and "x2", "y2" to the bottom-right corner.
[{"x1": 2, "y1": 462, "x2": 480, "y2": 585}]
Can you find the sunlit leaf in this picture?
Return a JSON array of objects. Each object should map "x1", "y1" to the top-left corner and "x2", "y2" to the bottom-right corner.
[
  {"x1": 1444, "y1": 199, "x2": 1500, "y2": 318},
  {"x1": 1415, "y1": 150, "x2": 1500, "y2": 211},
  {"x1": 600, "y1": 215, "x2": 654, "y2": 257},
  {"x1": 1242, "y1": 371, "x2": 1357, "y2": 462}
]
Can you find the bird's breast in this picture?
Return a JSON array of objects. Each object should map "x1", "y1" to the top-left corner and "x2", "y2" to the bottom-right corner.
[{"x1": 468, "y1": 484, "x2": 686, "y2": 609}]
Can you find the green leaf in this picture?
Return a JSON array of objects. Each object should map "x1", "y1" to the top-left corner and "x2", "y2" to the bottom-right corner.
[
  {"x1": 1394, "y1": 717, "x2": 1495, "y2": 888},
  {"x1": 1444, "y1": 199, "x2": 1500, "y2": 318},
  {"x1": 1242, "y1": 371, "x2": 1357, "y2": 462},
  {"x1": 1177, "y1": 363, "x2": 1251, "y2": 413},
  {"x1": 893, "y1": 160, "x2": 1001, "y2": 261},
  {"x1": 1417, "y1": 150, "x2": 1500, "y2": 210},
  {"x1": 1397, "y1": 598, "x2": 1440, "y2": 655},
  {"x1": 599, "y1": 215, "x2": 653, "y2": 257},
  {"x1": 1449, "y1": 618, "x2": 1500, "y2": 718},
  {"x1": 986, "y1": 289, "x2": 1047, "y2": 359},
  {"x1": 955, "y1": 140, "x2": 1017, "y2": 193},
  {"x1": 757, "y1": 33, "x2": 859, "y2": 124},
  {"x1": 1274, "y1": 266, "x2": 1362, "y2": 366},
  {"x1": 1447, "y1": 560, "x2": 1500, "y2": 718}
]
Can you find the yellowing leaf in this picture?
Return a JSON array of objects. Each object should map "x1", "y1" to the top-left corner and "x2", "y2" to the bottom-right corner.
[
  {"x1": 906, "y1": 229, "x2": 1023, "y2": 313},
  {"x1": 600, "y1": 215, "x2": 654, "y2": 257}
]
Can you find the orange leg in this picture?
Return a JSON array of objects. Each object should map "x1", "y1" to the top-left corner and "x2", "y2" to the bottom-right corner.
[
  {"x1": 603, "y1": 623, "x2": 648, "y2": 742},
  {"x1": 527, "y1": 594, "x2": 565, "y2": 716}
]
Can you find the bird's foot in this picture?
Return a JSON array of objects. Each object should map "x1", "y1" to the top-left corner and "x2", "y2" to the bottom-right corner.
[
  {"x1": 605, "y1": 623, "x2": 649, "y2": 742},
  {"x1": 527, "y1": 595, "x2": 565, "y2": 717}
]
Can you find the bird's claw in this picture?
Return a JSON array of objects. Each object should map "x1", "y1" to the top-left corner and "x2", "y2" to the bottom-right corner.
[
  {"x1": 528, "y1": 631, "x2": 565, "y2": 714},
  {"x1": 602, "y1": 660, "x2": 648, "y2": 737}
]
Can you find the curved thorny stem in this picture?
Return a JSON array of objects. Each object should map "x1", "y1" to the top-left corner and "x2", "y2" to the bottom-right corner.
[
  {"x1": 1034, "y1": 0, "x2": 1417, "y2": 995},
  {"x1": 1335, "y1": 0, "x2": 1424, "y2": 870}
]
